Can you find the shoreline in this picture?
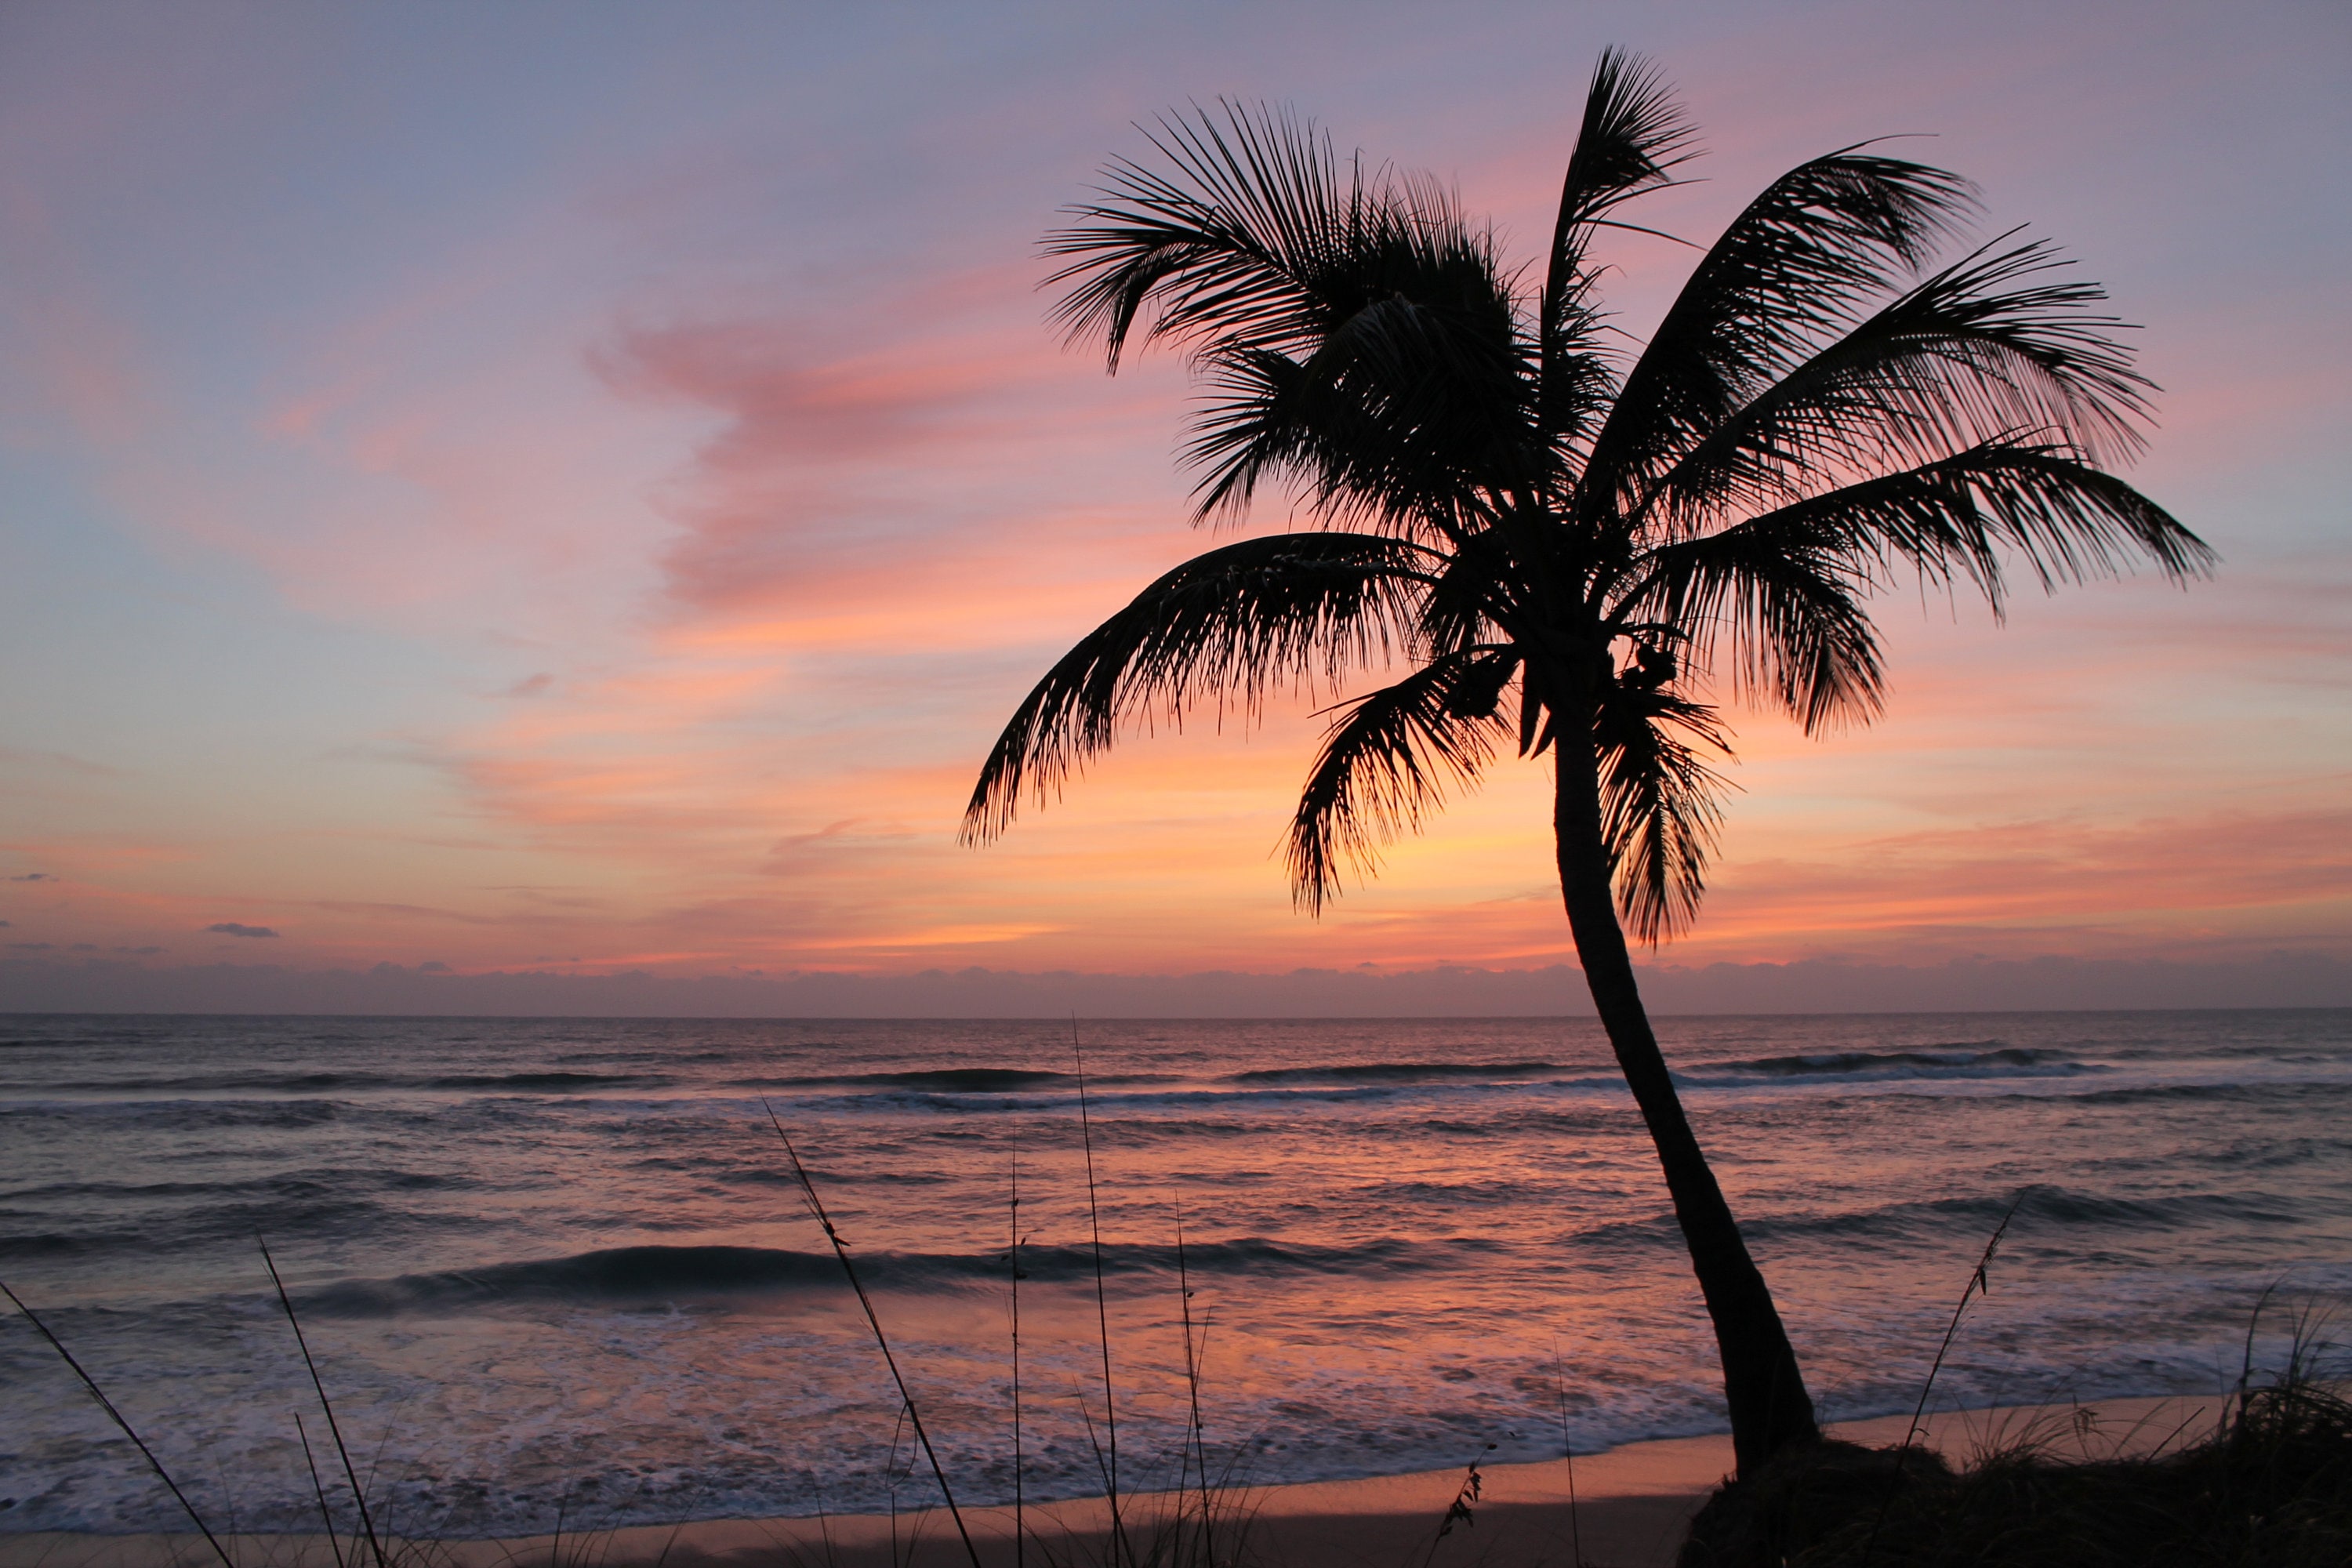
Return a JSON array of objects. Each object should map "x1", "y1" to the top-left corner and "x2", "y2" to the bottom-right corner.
[{"x1": 1, "y1": 1392, "x2": 2224, "y2": 1568}]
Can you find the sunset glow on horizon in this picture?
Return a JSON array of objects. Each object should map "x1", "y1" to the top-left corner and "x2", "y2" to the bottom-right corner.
[{"x1": 2, "y1": 1, "x2": 2345, "y2": 1006}]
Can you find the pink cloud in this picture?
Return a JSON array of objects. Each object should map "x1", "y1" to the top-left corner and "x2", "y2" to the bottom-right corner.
[
  {"x1": 602, "y1": 318, "x2": 1022, "y2": 463},
  {"x1": 593, "y1": 289, "x2": 1195, "y2": 620}
]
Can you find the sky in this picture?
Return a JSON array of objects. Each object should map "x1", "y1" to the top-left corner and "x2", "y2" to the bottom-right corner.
[{"x1": 1, "y1": 0, "x2": 2346, "y2": 1013}]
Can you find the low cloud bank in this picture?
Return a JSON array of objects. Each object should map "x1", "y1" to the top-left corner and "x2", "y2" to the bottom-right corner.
[{"x1": 2, "y1": 952, "x2": 2347, "y2": 1017}]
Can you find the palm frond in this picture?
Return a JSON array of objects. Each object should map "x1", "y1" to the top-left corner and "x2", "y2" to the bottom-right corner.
[
  {"x1": 1416, "y1": 523, "x2": 1525, "y2": 655},
  {"x1": 1617, "y1": 517, "x2": 1887, "y2": 733},
  {"x1": 963, "y1": 532, "x2": 1437, "y2": 841},
  {"x1": 1181, "y1": 262, "x2": 1532, "y2": 535},
  {"x1": 1582, "y1": 149, "x2": 1977, "y2": 513},
  {"x1": 1047, "y1": 103, "x2": 1535, "y2": 535},
  {"x1": 1620, "y1": 439, "x2": 2212, "y2": 730},
  {"x1": 1049, "y1": 103, "x2": 1510, "y2": 369},
  {"x1": 1541, "y1": 49, "x2": 1695, "y2": 452},
  {"x1": 1635, "y1": 238, "x2": 2159, "y2": 532},
  {"x1": 1287, "y1": 647, "x2": 1519, "y2": 910},
  {"x1": 1046, "y1": 101, "x2": 1356, "y2": 368},
  {"x1": 1595, "y1": 691, "x2": 1733, "y2": 942}
]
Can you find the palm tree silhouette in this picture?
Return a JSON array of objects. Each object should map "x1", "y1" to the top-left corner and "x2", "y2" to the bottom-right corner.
[{"x1": 964, "y1": 53, "x2": 2211, "y2": 1474}]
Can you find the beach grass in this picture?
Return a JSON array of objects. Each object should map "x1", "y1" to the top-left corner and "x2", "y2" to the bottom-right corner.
[{"x1": 1676, "y1": 1365, "x2": 2352, "y2": 1567}]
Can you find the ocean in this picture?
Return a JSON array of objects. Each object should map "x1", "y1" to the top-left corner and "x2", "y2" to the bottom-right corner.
[{"x1": 3, "y1": 1010, "x2": 2348, "y2": 1537}]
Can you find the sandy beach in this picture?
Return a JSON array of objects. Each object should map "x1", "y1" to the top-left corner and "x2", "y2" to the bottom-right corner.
[{"x1": 1, "y1": 1393, "x2": 2225, "y2": 1568}]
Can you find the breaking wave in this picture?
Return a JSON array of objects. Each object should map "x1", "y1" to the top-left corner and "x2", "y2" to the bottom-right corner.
[
  {"x1": 297, "y1": 1235, "x2": 1510, "y2": 1316},
  {"x1": 1678, "y1": 1046, "x2": 2099, "y2": 1083}
]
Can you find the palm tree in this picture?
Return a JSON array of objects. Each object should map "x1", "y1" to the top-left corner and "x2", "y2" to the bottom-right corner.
[{"x1": 962, "y1": 53, "x2": 2212, "y2": 1475}]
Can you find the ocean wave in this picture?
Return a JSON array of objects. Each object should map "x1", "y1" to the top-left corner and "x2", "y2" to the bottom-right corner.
[
  {"x1": 789, "y1": 1079, "x2": 1565, "y2": 1116},
  {"x1": 761, "y1": 1049, "x2": 2132, "y2": 1112},
  {"x1": 17, "y1": 1068, "x2": 676, "y2": 1095},
  {"x1": 2056, "y1": 1079, "x2": 2352, "y2": 1106},
  {"x1": 426, "y1": 1071, "x2": 675, "y2": 1092},
  {"x1": 751, "y1": 1067, "x2": 1189, "y2": 1093},
  {"x1": 0, "y1": 1096, "x2": 350, "y2": 1126},
  {"x1": 1678, "y1": 1046, "x2": 2096, "y2": 1083},
  {"x1": 297, "y1": 1234, "x2": 1509, "y2": 1316},
  {"x1": 12, "y1": 1167, "x2": 466, "y2": 1203},
  {"x1": 10, "y1": 1011, "x2": 2349, "y2": 1537},
  {"x1": 768, "y1": 1067, "x2": 1076, "y2": 1091},
  {"x1": 1224, "y1": 1060, "x2": 1569, "y2": 1086},
  {"x1": 26, "y1": 1069, "x2": 380, "y2": 1092},
  {"x1": 2016, "y1": 1185, "x2": 2308, "y2": 1232},
  {"x1": 1740, "y1": 1185, "x2": 2308, "y2": 1246}
]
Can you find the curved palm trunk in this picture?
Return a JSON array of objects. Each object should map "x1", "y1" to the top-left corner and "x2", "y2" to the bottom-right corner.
[{"x1": 1552, "y1": 750, "x2": 1819, "y2": 1476}]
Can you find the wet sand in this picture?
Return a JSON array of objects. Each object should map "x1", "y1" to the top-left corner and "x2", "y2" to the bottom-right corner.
[{"x1": 0, "y1": 1393, "x2": 2223, "y2": 1568}]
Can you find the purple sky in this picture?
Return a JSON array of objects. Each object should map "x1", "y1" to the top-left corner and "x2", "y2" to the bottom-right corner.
[{"x1": 1, "y1": 1, "x2": 2346, "y2": 1012}]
